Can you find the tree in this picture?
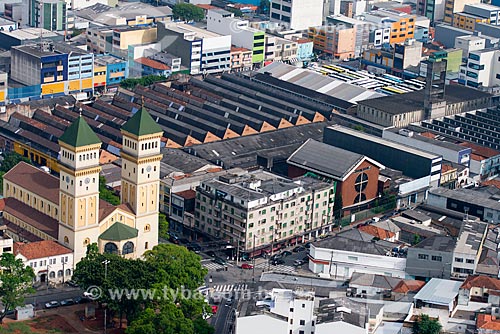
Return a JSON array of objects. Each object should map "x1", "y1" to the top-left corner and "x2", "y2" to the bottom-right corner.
[
  {"x1": 159, "y1": 213, "x2": 169, "y2": 240},
  {"x1": 144, "y1": 243, "x2": 207, "y2": 291},
  {"x1": 414, "y1": 314, "x2": 442, "y2": 334},
  {"x1": 127, "y1": 304, "x2": 194, "y2": 334},
  {"x1": 0, "y1": 171, "x2": 4, "y2": 196},
  {"x1": 73, "y1": 244, "x2": 157, "y2": 327},
  {"x1": 0, "y1": 152, "x2": 32, "y2": 173},
  {"x1": 120, "y1": 75, "x2": 167, "y2": 90},
  {"x1": 259, "y1": 0, "x2": 270, "y2": 14},
  {"x1": 0, "y1": 253, "x2": 35, "y2": 323},
  {"x1": 413, "y1": 234, "x2": 421, "y2": 245},
  {"x1": 99, "y1": 175, "x2": 120, "y2": 205},
  {"x1": 227, "y1": 7, "x2": 244, "y2": 17},
  {"x1": 172, "y1": 3, "x2": 205, "y2": 22}
]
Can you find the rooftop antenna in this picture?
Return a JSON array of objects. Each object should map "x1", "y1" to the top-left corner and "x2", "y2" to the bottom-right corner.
[{"x1": 79, "y1": 107, "x2": 82, "y2": 117}]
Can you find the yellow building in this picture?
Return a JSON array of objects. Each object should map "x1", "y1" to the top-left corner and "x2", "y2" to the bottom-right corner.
[
  {"x1": 453, "y1": 12, "x2": 489, "y2": 30},
  {"x1": 112, "y1": 26, "x2": 157, "y2": 51},
  {"x1": 3, "y1": 105, "x2": 164, "y2": 265},
  {"x1": 444, "y1": 0, "x2": 481, "y2": 23},
  {"x1": 13, "y1": 142, "x2": 60, "y2": 173},
  {"x1": 0, "y1": 72, "x2": 7, "y2": 104}
]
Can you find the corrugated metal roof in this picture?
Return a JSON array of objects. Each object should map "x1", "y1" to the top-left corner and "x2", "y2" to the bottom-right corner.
[{"x1": 413, "y1": 278, "x2": 462, "y2": 306}]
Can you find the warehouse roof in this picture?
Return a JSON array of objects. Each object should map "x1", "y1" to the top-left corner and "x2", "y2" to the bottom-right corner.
[{"x1": 358, "y1": 85, "x2": 491, "y2": 115}]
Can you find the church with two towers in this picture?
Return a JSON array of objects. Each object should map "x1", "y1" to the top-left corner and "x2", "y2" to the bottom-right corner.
[{"x1": 2, "y1": 106, "x2": 163, "y2": 264}]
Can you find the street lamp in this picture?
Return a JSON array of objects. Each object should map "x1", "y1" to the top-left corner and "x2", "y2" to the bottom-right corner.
[{"x1": 102, "y1": 260, "x2": 110, "y2": 334}]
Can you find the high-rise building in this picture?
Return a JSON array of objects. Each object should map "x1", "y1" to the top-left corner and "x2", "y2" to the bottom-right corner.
[
  {"x1": 443, "y1": 0, "x2": 481, "y2": 23},
  {"x1": 25, "y1": 0, "x2": 67, "y2": 31},
  {"x1": 270, "y1": 0, "x2": 324, "y2": 30}
]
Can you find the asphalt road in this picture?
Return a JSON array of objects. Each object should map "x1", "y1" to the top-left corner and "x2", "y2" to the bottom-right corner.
[{"x1": 211, "y1": 301, "x2": 233, "y2": 334}]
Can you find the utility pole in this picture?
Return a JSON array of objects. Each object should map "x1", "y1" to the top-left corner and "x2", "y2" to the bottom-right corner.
[
  {"x1": 102, "y1": 260, "x2": 110, "y2": 334},
  {"x1": 252, "y1": 235, "x2": 256, "y2": 282}
]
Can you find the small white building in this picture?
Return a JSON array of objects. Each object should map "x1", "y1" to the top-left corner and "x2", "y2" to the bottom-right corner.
[
  {"x1": 15, "y1": 304, "x2": 34, "y2": 320},
  {"x1": 14, "y1": 240, "x2": 74, "y2": 284},
  {"x1": 309, "y1": 233, "x2": 407, "y2": 279}
]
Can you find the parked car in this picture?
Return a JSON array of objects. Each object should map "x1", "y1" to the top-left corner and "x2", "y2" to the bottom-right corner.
[
  {"x1": 179, "y1": 238, "x2": 190, "y2": 245},
  {"x1": 293, "y1": 246, "x2": 305, "y2": 252},
  {"x1": 211, "y1": 305, "x2": 218, "y2": 314},
  {"x1": 60, "y1": 299, "x2": 75, "y2": 306},
  {"x1": 240, "y1": 253, "x2": 250, "y2": 261},
  {"x1": 271, "y1": 259, "x2": 285, "y2": 266},
  {"x1": 302, "y1": 255, "x2": 309, "y2": 262},
  {"x1": 187, "y1": 243, "x2": 202, "y2": 253},
  {"x1": 169, "y1": 233, "x2": 180, "y2": 244},
  {"x1": 304, "y1": 242, "x2": 311, "y2": 249},
  {"x1": 44, "y1": 301, "x2": 59, "y2": 309},
  {"x1": 270, "y1": 253, "x2": 282, "y2": 261},
  {"x1": 66, "y1": 280, "x2": 79, "y2": 287},
  {"x1": 206, "y1": 251, "x2": 217, "y2": 257},
  {"x1": 293, "y1": 259, "x2": 305, "y2": 266},
  {"x1": 241, "y1": 263, "x2": 253, "y2": 269},
  {"x1": 281, "y1": 250, "x2": 292, "y2": 257},
  {"x1": 225, "y1": 297, "x2": 233, "y2": 307},
  {"x1": 73, "y1": 296, "x2": 89, "y2": 304},
  {"x1": 213, "y1": 257, "x2": 227, "y2": 266}
]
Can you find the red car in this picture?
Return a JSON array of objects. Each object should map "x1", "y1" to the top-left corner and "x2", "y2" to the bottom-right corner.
[
  {"x1": 241, "y1": 263, "x2": 253, "y2": 269},
  {"x1": 211, "y1": 305, "x2": 218, "y2": 314}
]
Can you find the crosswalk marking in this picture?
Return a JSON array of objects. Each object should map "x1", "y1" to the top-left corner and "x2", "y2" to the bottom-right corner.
[
  {"x1": 203, "y1": 262, "x2": 225, "y2": 271},
  {"x1": 211, "y1": 284, "x2": 248, "y2": 292},
  {"x1": 255, "y1": 262, "x2": 297, "y2": 274}
]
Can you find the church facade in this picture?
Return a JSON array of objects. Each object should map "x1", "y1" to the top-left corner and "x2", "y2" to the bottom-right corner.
[{"x1": 2, "y1": 106, "x2": 163, "y2": 265}]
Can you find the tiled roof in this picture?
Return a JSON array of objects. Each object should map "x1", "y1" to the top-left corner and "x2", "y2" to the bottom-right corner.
[
  {"x1": 481, "y1": 180, "x2": 500, "y2": 189},
  {"x1": 441, "y1": 164, "x2": 456, "y2": 173},
  {"x1": 461, "y1": 275, "x2": 500, "y2": 291},
  {"x1": 196, "y1": 4, "x2": 217, "y2": 10},
  {"x1": 99, "y1": 222, "x2": 138, "y2": 241},
  {"x1": 3, "y1": 220, "x2": 43, "y2": 242},
  {"x1": 3, "y1": 162, "x2": 59, "y2": 204},
  {"x1": 98, "y1": 200, "x2": 134, "y2": 222},
  {"x1": 477, "y1": 314, "x2": 500, "y2": 330},
  {"x1": 0, "y1": 198, "x2": 4, "y2": 212},
  {"x1": 231, "y1": 46, "x2": 251, "y2": 52},
  {"x1": 459, "y1": 142, "x2": 500, "y2": 159},
  {"x1": 3, "y1": 198, "x2": 58, "y2": 239},
  {"x1": 174, "y1": 189, "x2": 196, "y2": 200},
  {"x1": 14, "y1": 240, "x2": 72, "y2": 260},
  {"x1": 393, "y1": 280, "x2": 426, "y2": 293},
  {"x1": 59, "y1": 115, "x2": 101, "y2": 147},
  {"x1": 121, "y1": 105, "x2": 163, "y2": 137},
  {"x1": 358, "y1": 225, "x2": 396, "y2": 240},
  {"x1": 135, "y1": 57, "x2": 170, "y2": 70}
]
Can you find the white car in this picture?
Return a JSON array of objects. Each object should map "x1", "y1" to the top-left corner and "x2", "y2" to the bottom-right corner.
[{"x1": 225, "y1": 298, "x2": 233, "y2": 307}]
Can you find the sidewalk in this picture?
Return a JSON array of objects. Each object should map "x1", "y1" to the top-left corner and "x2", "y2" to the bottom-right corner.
[{"x1": 31, "y1": 284, "x2": 80, "y2": 297}]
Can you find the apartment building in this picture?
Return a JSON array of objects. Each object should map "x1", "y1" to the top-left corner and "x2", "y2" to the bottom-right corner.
[
  {"x1": 308, "y1": 26, "x2": 356, "y2": 59},
  {"x1": 327, "y1": 15, "x2": 371, "y2": 56},
  {"x1": 463, "y1": 3, "x2": 500, "y2": 25},
  {"x1": 194, "y1": 171, "x2": 335, "y2": 254},
  {"x1": 112, "y1": 26, "x2": 157, "y2": 51},
  {"x1": 458, "y1": 48, "x2": 500, "y2": 88},
  {"x1": 451, "y1": 220, "x2": 488, "y2": 280},
  {"x1": 11, "y1": 42, "x2": 95, "y2": 97},
  {"x1": 443, "y1": 0, "x2": 481, "y2": 23},
  {"x1": 418, "y1": 0, "x2": 446, "y2": 21},
  {"x1": 26, "y1": 0, "x2": 67, "y2": 31},
  {"x1": 158, "y1": 22, "x2": 231, "y2": 75},
  {"x1": 455, "y1": 35, "x2": 486, "y2": 60},
  {"x1": 363, "y1": 9, "x2": 416, "y2": 45},
  {"x1": 270, "y1": 0, "x2": 324, "y2": 30},
  {"x1": 453, "y1": 12, "x2": 489, "y2": 31},
  {"x1": 86, "y1": 26, "x2": 114, "y2": 54},
  {"x1": 230, "y1": 47, "x2": 253, "y2": 72},
  {"x1": 207, "y1": 9, "x2": 265, "y2": 65}
]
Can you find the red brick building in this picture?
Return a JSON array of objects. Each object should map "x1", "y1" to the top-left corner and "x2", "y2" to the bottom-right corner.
[{"x1": 287, "y1": 139, "x2": 384, "y2": 211}]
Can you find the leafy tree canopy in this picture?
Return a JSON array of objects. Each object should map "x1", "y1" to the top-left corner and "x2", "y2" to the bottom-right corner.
[
  {"x1": 99, "y1": 175, "x2": 120, "y2": 205},
  {"x1": 414, "y1": 314, "x2": 442, "y2": 334},
  {"x1": 0, "y1": 152, "x2": 32, "y2": 173},
  {"x1": 172, "y1": 3, "x2": 205, "y2": 22},
  {"x1": 0, "y1": 253, "x2": 35, "y2": 323},
  {"x1": 120, "y1": 75, "x2": 167, "y2": 90},
  {"x1": 159, "y1": 213, "x2": 169, "y2": 240}
]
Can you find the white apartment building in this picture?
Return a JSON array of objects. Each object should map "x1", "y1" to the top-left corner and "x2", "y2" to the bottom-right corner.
[
  {"x1": 0, "y1": 226, "x2": 13, "y2": 256},
  {"x1": 455, "y1": 35, "x2": 486, "y2": 59},
  {"x1": 159, "y1": 22, "x2": 231, "y2": 75},
  {"x1": 459, "y1": 48, "x2": 500, "y2": 89},
  {"x1": 14, "y1": 240, "x2": 74, "y2": 284},
  {"x1": 67, "y1": 0, "x2": 116, "y2": 10},
  {"x1": 206, "y1": 9, "x2": 265, "y2": 65},
  {"x1": 270, "y1": 0, "x2": 324, "y2": 30},
  {"x1": 309, "y1": 234, "x2": 407, "y2": 279},
  {"x1": 195, "y1": 171, "x2": 336, "y2": 254},
  {"x1": 451, "y1": 220, "x2": 488, "y2": 280}
]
